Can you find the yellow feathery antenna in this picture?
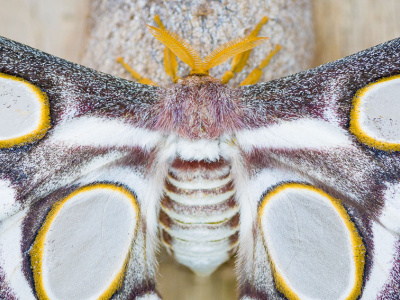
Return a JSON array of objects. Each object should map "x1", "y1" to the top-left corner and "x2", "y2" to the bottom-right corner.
[
  {"x1": 154, "y1": 15, "x2": 180, "y2": 82},
  {"x1": 239, "y1": 44, "x2": 282, "y2": 86},
  {"x1": 202, "y1": 36, "x2": 268, "y2": 71},
  {"x1": 147, "y1": 24, "x2": 268, "y2": 76},
  {"x1": 118, "y1": 16, "x2": 277, "y2": 86},
  {"x1": 116, "y1": 57, "x2": 158, "y2": 86},
  {"x1": 146, "y1": 25, "x2": 204, "y2": 74},
  {"x1": 222, "y1": 16, "x2": 269, "y2": 84}
]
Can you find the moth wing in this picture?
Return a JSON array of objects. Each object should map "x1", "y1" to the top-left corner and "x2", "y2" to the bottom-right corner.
[
  {"x1": 234, "y1": 38, "x2": 400, "y2": 299},
  {"x1": 0, "y1": 37, "x2": 161, "y2": 299}
]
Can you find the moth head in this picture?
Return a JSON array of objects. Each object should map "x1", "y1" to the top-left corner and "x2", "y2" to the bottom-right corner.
[{"x1": 147, "y1": 25, "x2": 268, "y2": 76}]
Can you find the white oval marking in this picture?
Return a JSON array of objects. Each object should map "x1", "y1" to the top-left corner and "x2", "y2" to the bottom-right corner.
[
  {"x1": 0, "y1": 73, "x2": 50, "y2": 147},
  {"x1": 350, "y1": 75, "x2": 400, "y2": 150},
  {"x1": 49, "y1": 117, "x2": 161, "y2": 149},
  {"x1": 236, "y1": 119, "x2": 352, "y2": 152},
  {"x1": 259, "y1": 183, "x2": 364, "y2": 300},
  {"x1": 30, "y1": 184, "x2": 138, "y2": 300}
]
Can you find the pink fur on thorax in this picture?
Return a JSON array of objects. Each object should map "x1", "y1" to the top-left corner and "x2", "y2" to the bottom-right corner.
[{"x1": 153, "y1": 75, "x2": 243, "y2": 140}]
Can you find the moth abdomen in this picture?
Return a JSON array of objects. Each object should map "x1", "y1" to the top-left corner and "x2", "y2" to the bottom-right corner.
[{"x1": 159, "y1": 157, "x2": 239, "y2": 275}]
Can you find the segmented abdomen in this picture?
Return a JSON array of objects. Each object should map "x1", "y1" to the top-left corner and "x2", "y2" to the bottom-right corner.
[{"x1": 159, "y1": 157, "x2": 239, "y2": 275}]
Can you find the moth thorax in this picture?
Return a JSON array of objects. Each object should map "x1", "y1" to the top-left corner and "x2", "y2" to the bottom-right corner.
[
  {"x1": 156, "y1": 76, "x2": 242, "y2": 139},
  {"x1": 159, "y1": 157, "x2": 239, "y2": 276}
]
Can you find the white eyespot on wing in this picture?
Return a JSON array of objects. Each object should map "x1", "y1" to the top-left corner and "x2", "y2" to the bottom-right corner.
[
  {"x1": 49, "y1": 117, "x2": 161, "y2": 150},
  {"x1": 0, "y1": 73, "x2": 50, "y2": 148},
  {"x1": 350, "y1": 75, "x2": 400, "y2": 151},
  {"x1": 30, "y1": 184, "x2": 139, "y2": 300},
  {"x1": 259, "y1": 183, "x2": 365, "y2": 300},
  {"x1": 236, "y1": 119, "x2": 352, "y2": 152},
  {"x1": 0, "y1": 180, "x2": 20, "y2": 221}
]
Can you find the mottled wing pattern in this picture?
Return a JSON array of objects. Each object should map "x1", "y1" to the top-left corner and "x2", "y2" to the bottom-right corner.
[
  {"x1": 0, "y1": 37, "x2": 161, "y2": 299},
  {"x1": 235, "y1": 38, "x2": 400, "y2": 299}
]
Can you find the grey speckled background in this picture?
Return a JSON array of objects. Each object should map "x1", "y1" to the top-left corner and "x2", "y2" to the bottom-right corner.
[{"x1": 82, "y1": 0, "x2": 314, "y2": 87}]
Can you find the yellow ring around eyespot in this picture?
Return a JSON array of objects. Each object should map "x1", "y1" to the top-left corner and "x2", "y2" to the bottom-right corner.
[
  {"x1": 0, "y1": 73, "x2": 51, "y2": 148},
  {"x1": 349, "y1": 74, "x2": 400, "y2": 151},
  {"x1": 258, "y1": 183, "x2": 365, "y2": 300},
  {"x1": 30, "y1": 183, "x2": 139, "y2": 300}
]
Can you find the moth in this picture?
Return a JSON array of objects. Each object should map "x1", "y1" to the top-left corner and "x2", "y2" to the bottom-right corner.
[{"x1": 0, "y1": 13, "x2": 399, "y2": 300}]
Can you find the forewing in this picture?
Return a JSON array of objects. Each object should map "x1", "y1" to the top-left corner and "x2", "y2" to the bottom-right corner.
[
  {"x1": 235, "y1": 38, "x2": 400, "y2": 299},
  {"x1": 0, "y1": 37, "x2": 161, "y2": 299}
]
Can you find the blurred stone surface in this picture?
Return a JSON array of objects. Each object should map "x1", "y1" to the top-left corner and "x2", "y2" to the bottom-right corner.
[{"x1": 82, "y1": 0, "x2": 314, "y2": 87}]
